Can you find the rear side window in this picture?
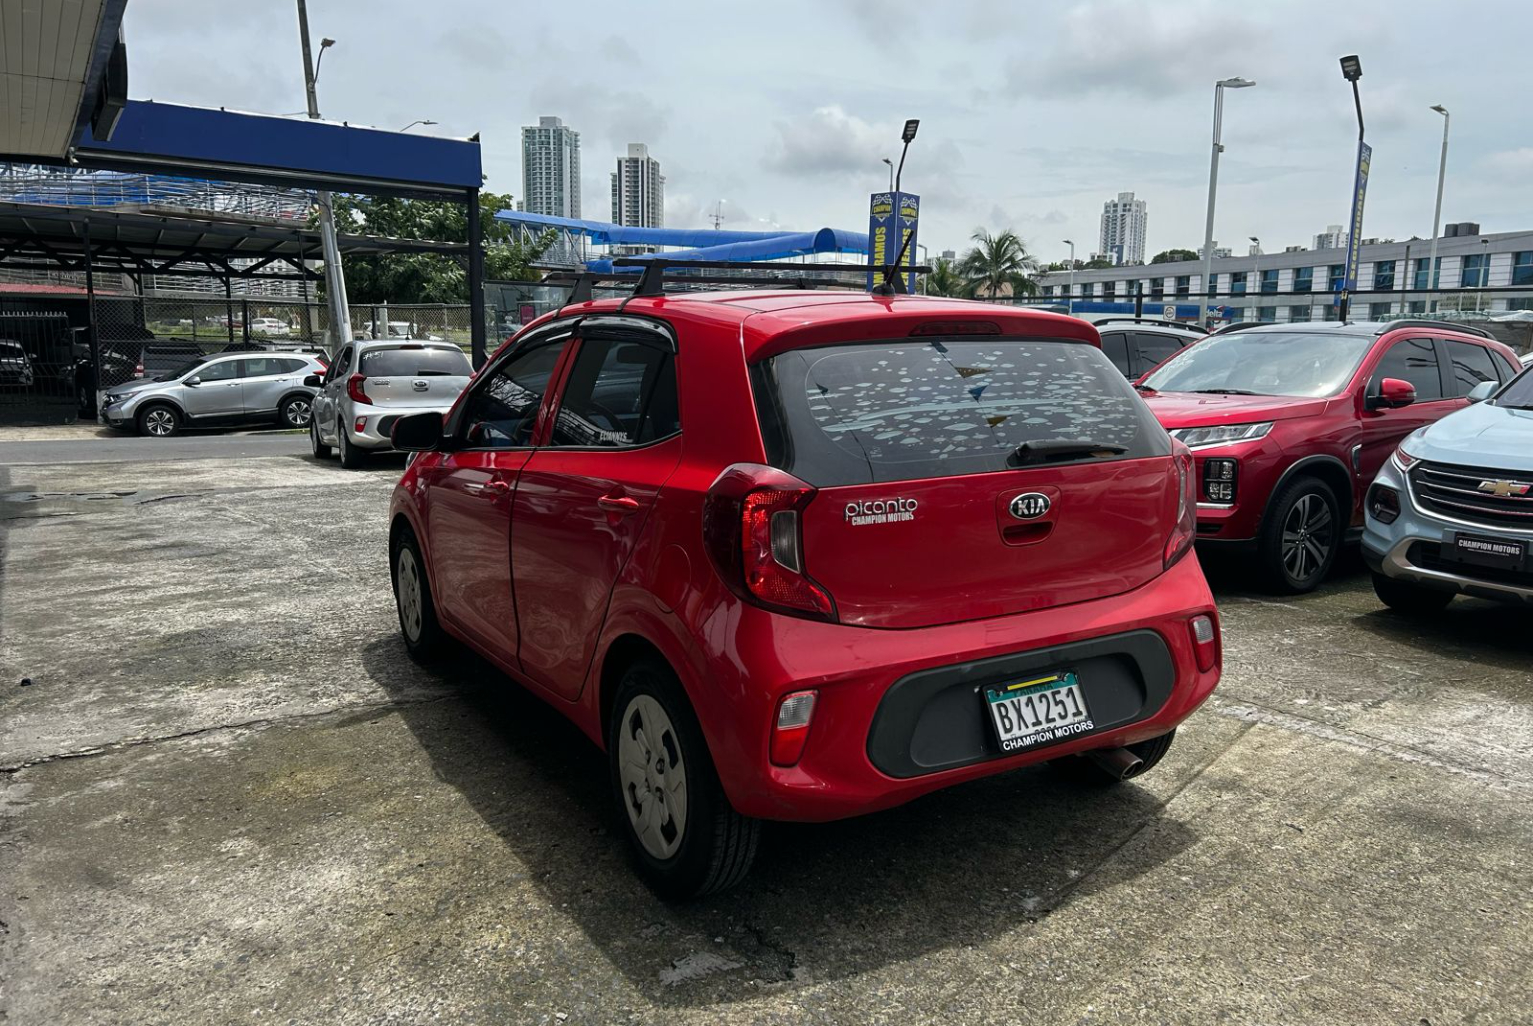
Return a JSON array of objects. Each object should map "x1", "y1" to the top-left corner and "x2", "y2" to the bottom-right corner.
[
  {"x1": 359, "y1": 346, "x2": 471, "y2": 377},
  {"x1": 1098, "y1": 332, "x2": 1132, "y2": 375},
  {"x1": 1372, "y1": 338, "x2": 1443, "y2": 401},
  {"x1": 754, "y1": 337, "x2": 1170, "y2": 486},
  {"x1": 550, "y1": 338, "x2": 678, "y2": 448},
  {"x1": 1133, "y1": 332, "x2": 1183, "y2": 370},
  {"x1": 1442, "y1": 340, "x2": 1499, "y2": 397}
]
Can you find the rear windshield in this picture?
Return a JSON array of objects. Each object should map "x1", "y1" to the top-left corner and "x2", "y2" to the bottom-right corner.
[
  {"x1": 753, "y1": 337, "x2": 1170, "y2": 486},
  {"x1": 360, "y1": 346, "x2": 471, "y2": 377}
]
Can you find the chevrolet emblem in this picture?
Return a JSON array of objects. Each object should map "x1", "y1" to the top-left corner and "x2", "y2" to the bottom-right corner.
[{"x1": 1477, "y1": 479, "x2": 1532, "y2": 498}]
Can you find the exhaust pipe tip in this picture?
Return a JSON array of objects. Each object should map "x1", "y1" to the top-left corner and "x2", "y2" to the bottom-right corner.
[{"x1": 1084, "y1": 746, "x2": 1145, "y2": 781}]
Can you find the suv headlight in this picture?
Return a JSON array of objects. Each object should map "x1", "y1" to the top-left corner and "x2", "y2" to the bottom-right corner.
[{"x1": 1169, "y1": 422, "x2": 1274, "y2": 449}]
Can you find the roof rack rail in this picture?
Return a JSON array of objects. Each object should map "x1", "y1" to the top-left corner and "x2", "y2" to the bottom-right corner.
[
  {"x1": 1374, "y1": 318, "x2": 1494, "y2": 340},
  {"x1": 1090, "y1": 317, "x2": 1208, "y2": 333},
  {"x1": 1208, "y1": 320, "x2": 1265, "y2": 335}
]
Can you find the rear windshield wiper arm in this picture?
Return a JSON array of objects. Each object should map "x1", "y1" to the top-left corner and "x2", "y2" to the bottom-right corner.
[{"x1": 1009, "y1": 439, "x2": 1129, "y2": 466}]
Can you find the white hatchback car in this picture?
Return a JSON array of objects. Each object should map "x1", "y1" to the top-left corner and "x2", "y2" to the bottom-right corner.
[{"x1": 309, "y1": 340, "x2": 473, "y2": 468}]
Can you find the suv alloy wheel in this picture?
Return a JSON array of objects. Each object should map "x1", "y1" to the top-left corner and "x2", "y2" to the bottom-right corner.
[{"x1": 1260, "y1": 476, "x2": 1340, "y2": 593}]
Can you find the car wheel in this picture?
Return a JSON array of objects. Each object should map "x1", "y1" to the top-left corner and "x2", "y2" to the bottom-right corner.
[
  {"x1": 1372, "y1": 572, "x2": 1454, "y2": 614},
  {"x1": 1259, "y1": 476, "x2": 1340, "y2": 594},
  {"x1": 392, "y1": 529, "x2": 444, "y2": 659},
  {"x1": 310, "y1": 416, "x2": 332, "y2": 459},
  {"x1": 1051, "y1": 729, "x2": 1177, "y2": 785},
  {"x1": 279, "y1": 394, "x2": 313, "y2": 429},
  {"x1": 609, "y1": 661, "x2": 759, "y2": 899},
  {"x1": 338, "y1": 423, "x2": 366, "y2": 468},
  {"x1": 136, "y1": 403, "x2": 181, "y2": 438}
]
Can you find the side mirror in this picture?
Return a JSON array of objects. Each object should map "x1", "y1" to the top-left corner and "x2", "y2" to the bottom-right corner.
[
  {"x1": 391, "y1": 411, "x2": 444, "y2": 452},
  {"x1": 1373, "y1": 377, "x2": 1417, "y2": 410},
  {"x1": 185, "y1": 375, "x2": 202, "y2": 386},
  {"x1": 1466, "y1": 380, "x2": 1497, "y2": 403},
  {"x1": 303, "y1": 374, "x2": 322, "y2": 388}
]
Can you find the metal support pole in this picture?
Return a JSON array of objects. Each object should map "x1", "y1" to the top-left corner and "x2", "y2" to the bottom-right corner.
[
  {"x1": 1339, "y1": 78, "x2": 1366, "y2": 324},
  {"x1": 467, "y1": 188, "x2": 487, "y2": 369},
  {"x1": 1134, "y1": 280, "x2": 1144, "y2": 318},
  {"x1": 224, "y1": 276, "x2": 235, "y2": 346},
  {"x1": 84, "y1": 219, "x2": 99, "y2": 416},
  {"x1": 241, "y1": 299, "x2": 251, "y2": 346},
  {"x1": 297, "y1": 0, "x2": 351, "y2": 356},
  {"x1": 1200, "y1": 84, "x2": 1225, "y2": 329},
  {"x1": 1428, "y1": 108, "x2": 1450, "y2": 295}
]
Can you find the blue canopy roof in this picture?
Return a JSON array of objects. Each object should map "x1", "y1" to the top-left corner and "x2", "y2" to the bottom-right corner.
[{"x1": 495, "y1": 210, "x2": 870, "y2": 267}]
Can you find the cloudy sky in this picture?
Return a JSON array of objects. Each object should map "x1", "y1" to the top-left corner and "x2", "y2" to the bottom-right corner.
[{"x1": 125, "y1": 0, "x2": 1533, "y2": 263}]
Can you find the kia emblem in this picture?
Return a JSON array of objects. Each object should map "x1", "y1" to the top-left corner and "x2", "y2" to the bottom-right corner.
[{"x1": 1009, "y1": 492, "x2": 1052, "y2": 520}]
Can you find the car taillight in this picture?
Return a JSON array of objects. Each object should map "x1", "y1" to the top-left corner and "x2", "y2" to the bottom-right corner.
[
  {"x1": 347, "y1": 373, "x2": 371, "y2": 405},
  {"x1": 1189, "y1": 614, "x2": 1219, "y2": 673},
  {"x1": 770, "y1": 690, "x2": 818, "y2": 766},
  {"x1": 1164, "y1": 441, "x2": 1197, "y2": 569},
  {"x1": 703, "y1": 463, "x2": 835, "y2": 621}
]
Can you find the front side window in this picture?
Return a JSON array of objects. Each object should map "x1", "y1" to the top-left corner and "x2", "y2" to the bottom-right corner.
[
  {"x1": 1371, "y1": 338, "x2": 1443, "y2": 401},
  {"x1": 549, "y1": 338, "x2": 679, "y2": 448},
  {"x1": 1443, "y1": 340, "x2": 1499, "y2": 397},
  {"x1": 196, "y1": 359, "x2": 242, "y2": 382},
  {"x1": 1143, "y1": 331, "x2": 1375, "y2": 399},
  {"x1": 460, "y1": 342, "x2": 566, "y2": 448}
]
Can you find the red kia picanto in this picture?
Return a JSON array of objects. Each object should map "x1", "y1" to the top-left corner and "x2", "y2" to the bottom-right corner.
[{"x1": 386, "y1": 291, "x2": 1221, "y2": 897}]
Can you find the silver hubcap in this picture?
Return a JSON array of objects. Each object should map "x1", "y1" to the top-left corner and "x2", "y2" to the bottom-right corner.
[
  {"x1": 1282, "y1": 492, "x2": 1334, "y2": 582},
  {"x1": 286, "y1": 399, "x2": 312, "y2": 426},
  {"x1": 396, "y1": 547, "x2": 423, "y2": 642},
  {"x1": 145, "y1": 409, "x2": 174, "y2": 436},
  {"x1": 617, "y1": 695, "x2": 688, "y2": 860}
]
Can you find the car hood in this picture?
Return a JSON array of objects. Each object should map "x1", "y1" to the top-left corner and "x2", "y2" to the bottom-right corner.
[
  {"x1": 1411, "y1": 401, "x2": 1533, "y2": 466},
  {"x1": 1140, "y1": 391, "x2": 1330, "y2": 429},
  {"x1": 105, "y1": 377, "x2": 165, "y2": 398}
]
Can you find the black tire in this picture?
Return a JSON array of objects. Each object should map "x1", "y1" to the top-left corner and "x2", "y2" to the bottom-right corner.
[
  {"x1": 310, "y1": 416, "x2": 332, "y2": 459},
  {"x1": 338, "y1": 422, "x2": 367, "y2": 468},
  {"x1": 1258, "y1": 475, "x2": 1341, "y2": 594},
  {"x1": 279, "y1": 394, "x2": 313, "y2": 429},
  {"x1": 1372, "y1": 572, "x2": 1454, "y2": 614},
  {"x1": 1052, "y1": 729, "x2": 1177, "y2": 786},
  {"x1": 136, "y1": 403, "x2": 181, "y2": 438},
  {"x1": 391, "y1": 528, "x2": 444, "y2": 659},
  {"x1": 608, "y1": 660, "x2": 759, "y2": 899}
]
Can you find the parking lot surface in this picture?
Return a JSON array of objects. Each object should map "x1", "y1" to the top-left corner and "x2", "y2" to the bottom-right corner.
[{"x1": 1, "y1": 436, "x2": 1530, "y2": 1025}]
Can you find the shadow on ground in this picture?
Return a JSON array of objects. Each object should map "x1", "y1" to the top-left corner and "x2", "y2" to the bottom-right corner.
[{"x1": 360, "y1": 635, "x2": 1198, "y2": 1005}]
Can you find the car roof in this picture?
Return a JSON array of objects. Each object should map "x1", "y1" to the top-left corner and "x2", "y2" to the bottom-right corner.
[{"x1": 1219, "y1": 320, "x2": 1500, "y2": 341}]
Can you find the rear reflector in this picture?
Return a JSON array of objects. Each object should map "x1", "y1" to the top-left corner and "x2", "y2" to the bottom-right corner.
[
  {"x1": 770, "y1": 690, "x2": 818, "y2": 766},
  {"x1": 1189, "y1": 614, "x2": 1219, "y2": 673},
  {"x1": 909, "y1": 320, "x2": 1001, "y2": 337}
]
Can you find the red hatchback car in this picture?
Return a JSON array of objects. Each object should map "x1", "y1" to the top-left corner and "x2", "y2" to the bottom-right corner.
[
  {"x1": 1138, "y1": 320, "x2": 1522, "y2": 592},
  {"x1": 386, "y1": 289, "x2": 1222, "y2": 896}
]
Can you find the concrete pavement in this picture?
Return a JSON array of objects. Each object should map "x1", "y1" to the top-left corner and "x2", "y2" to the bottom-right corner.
[{"x1": 0, "y1": 433, "x2": 1529, "y2": 1025}]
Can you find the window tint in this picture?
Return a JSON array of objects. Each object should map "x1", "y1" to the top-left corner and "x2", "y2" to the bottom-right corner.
[
  {"x1": 1372, "y1": 339, "x2": 1442, "y2": 401},
  {"x1": 461, "y1": 342, "x2": 565, "y2": 448},
  {"x1": 326, "y1": 347, "x2": 353, "y2": 384},
  {"x1": 755, "y1": 337, "x2": 1169, "y2": 487},
  {"x1": 1443, "y1": 340, "x2": 1499, "y2": 397},
  {"x1": 281, "y1": 358, "x2": 310, "y2": 374},
  {"x1": 1133, "y1": 332, "x2": 1182, "y2": 371},
  {"x1": 359, "y1": 346, "x2": 471, "y2": 377},
  {"x1": 197, "y1": 359, "x2": 242, "y2": 382},
  {"x1": 239, "y1": 357, "x2": 290, "y2": 377},
  {"x1": 549, "y1": 338, "x2": 678, "y2": 447},
  {"x1": 1492, "y1": 351, "x2": 1519, "y2": 382},
  {"x1": 1098, "y1": 332, "x2": 1132, "y2": 375}
]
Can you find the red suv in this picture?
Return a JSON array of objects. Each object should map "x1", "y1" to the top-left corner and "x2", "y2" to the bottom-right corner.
[
  {"x1": 1138, "y1": 320, "x2": 1522, "y2": 592},
  {"x1": 386, "y1": 289, "x2": 1222, "y2": 896}
]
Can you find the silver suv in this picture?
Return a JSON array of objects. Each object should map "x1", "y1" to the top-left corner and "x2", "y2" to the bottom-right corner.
[
  {"x1": 100, "y1": 352, "x2": 326, "y2": 437},
  {"x1": 309, "y1": 340, "x2": 473, "y2": 468}
]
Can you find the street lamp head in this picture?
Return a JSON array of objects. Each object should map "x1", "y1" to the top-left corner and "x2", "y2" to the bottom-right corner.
[
  {"x1": 1062, "y1": 238, "x2": 1073, "y2": 246},
  {"x1": 901, "y1": 119, "x2": 920, "y2": 143},
  {"x1": 320, "y1": 37, "x2": 335, "y2": 49},
  {"x1": 1339, "y1": 55, "x2": 1362, "y2": 81},
  {"x1": 1430, "y1": 104, "x2": 1448, "y2": 115},
  {"x1": 1249, "y1": 236, "x2": 1259, "y2": 244},
  {"x1": 881, "y1": 157, "x2": 893, "y2": 167},
  {"x1": 1218, "y1": 77, "x2": 1255, "y2": 89}
]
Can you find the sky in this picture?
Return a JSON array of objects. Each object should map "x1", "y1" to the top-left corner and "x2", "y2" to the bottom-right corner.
[{"x1": 123, "y1": 0, "x2": 1533, "y2": 264}]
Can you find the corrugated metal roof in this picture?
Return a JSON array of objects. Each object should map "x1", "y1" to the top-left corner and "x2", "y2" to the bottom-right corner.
[{"x1": 0, "y1": 0, "x2": 108, "y2": 158}]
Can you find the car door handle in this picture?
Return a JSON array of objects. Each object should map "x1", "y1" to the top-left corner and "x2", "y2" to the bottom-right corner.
[
  {"x1": 597, "y1": 494, "x2": 640, "y2": 514},
  {"x1": 483, "y1": 480, "x2": 511, "y2": 496}
]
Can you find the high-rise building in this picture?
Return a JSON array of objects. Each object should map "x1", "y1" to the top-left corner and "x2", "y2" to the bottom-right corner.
[
  {"x1": 1098, "y1": 191, "x2": 1148, "y2": 265},
  {"x1": 521, "y1": 116, "x2": 581, "y2": 219},
  {"x1": 610, "y1": 144, "x2": 665, "y2": 228},
  {"x1": 1313, "y1": 224, "x2": 1348, "y2": 250}
]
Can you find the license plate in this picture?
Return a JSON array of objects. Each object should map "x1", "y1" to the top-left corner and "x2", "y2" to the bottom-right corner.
[
  {"x1": 983, "y1": 670, "x2": 1095, "y2": 754},
  {"x1": 1447, "y1": 532, "x2": 1526, "y2": 570}
]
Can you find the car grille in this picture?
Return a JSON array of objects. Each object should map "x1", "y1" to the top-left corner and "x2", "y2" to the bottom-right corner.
[
  {"x1": 1409, "y1": 461, "x2": 1533, "y2": 531},
  {"x1": 1408, "y1": 542, "x2": 1533, "y2": 587}
]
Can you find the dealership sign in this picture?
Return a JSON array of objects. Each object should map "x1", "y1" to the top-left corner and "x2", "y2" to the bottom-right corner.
[{"x1": 867, "y1": 191, "x2": 920, "y2": 292}]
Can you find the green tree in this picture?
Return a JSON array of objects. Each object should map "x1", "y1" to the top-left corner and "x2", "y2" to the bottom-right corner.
[
  {"x1": 957, "y1": 228, "x2": 1039, "y2": 299},
  {"x1": 921, "y1": 256, "x2": 967, "y2": 297},
  {"x1": 1082, "y1": 257, "x2": 1114, "y2": 270},
  {"x1": 1151, "y1": 248, "x2": 1198, "y2": 264},
  {"x1": 323, "y1": 190, "x2": 555, "y2": 304}
]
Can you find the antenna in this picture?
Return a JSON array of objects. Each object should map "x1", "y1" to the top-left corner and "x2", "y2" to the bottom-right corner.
[{"x1": 710, "y1": 201, "x2": 725, "y2": 230}]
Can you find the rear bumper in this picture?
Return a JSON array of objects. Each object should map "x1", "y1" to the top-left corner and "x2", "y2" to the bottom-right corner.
[
  {"x1": 347, "y1": 404, "x2": 450, "y2": 450},
  {"x1": 704, "y1": 552, "x2": 1221, "y2": 822}
]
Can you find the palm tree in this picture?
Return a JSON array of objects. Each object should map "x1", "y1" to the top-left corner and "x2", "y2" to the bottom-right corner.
[
  {"x1": 921, "y1": 256, "x2": 966, "y2": 297},
  {"x1": 958, "y1": 228, "x2": 1040, "y2": 299}
]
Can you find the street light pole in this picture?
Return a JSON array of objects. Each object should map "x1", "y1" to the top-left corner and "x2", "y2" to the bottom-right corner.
[
  {"x1": 1201, "y1": 77, "x2": 1255, "y2": 328},
  {"x1": 1337, "y1": 55, "x2": 1366, "y2": 323},
  {"x1": 297, "y1": 0, "x2": 351, "y2": 354},
  {"x1": 1249, "y1": 235, "x2": 1260, "y2": 310},
  {"x1": 881, "y1": 157, "x2": 894, "y2": 192},
  {"x1": 1062, "y1": 239, "x2": 1075, "y2": 315},
  {"x1": 1428, "y1": 105, "x2": 1450, "y2": 296}
]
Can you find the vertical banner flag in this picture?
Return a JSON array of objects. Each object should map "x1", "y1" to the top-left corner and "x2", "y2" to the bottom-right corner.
[
  {"x1": 867, "y1": 192, "x2": 920, "y2": 291},
  {"x1": 1341, "y1": 141, "x2": 1372, "y2": 294}
]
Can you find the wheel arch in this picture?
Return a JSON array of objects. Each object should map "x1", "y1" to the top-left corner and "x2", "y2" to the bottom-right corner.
[
  {"x1": 277, "y1": 388, "x2": 316, "y2": 412},
  {"x1": 1264, "y1": 454, "x2": 1353, "y2": 526},
  {"x1": 597, "y1": 633, "x2": 675, "y2": 751}
]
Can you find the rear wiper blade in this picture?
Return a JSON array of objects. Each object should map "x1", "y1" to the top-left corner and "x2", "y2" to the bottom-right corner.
[
  {"x1": 1009, "y1": 439, "x2": 1129, "y2": 466},
  {"x1": 1186, "y1": 388, "x2": 1263, "y2": 395}
]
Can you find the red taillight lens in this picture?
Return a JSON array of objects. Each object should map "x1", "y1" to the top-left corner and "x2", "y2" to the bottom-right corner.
[
  {"x1": 1189, "y1": 614, "x2": 1220, "y2": 673},
  {"x1": 770, "y1": 690, "x2": 818, "y2": 766},
  {"x1": 703, "y1": 464, "x2": 836, "y2": 621},
  {"x1": 347, "y1": 372, "x2": 371, "y2": 405},
  {"x1": 1164, "y1": 441, "x2": 1197, "y2": 569}
]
